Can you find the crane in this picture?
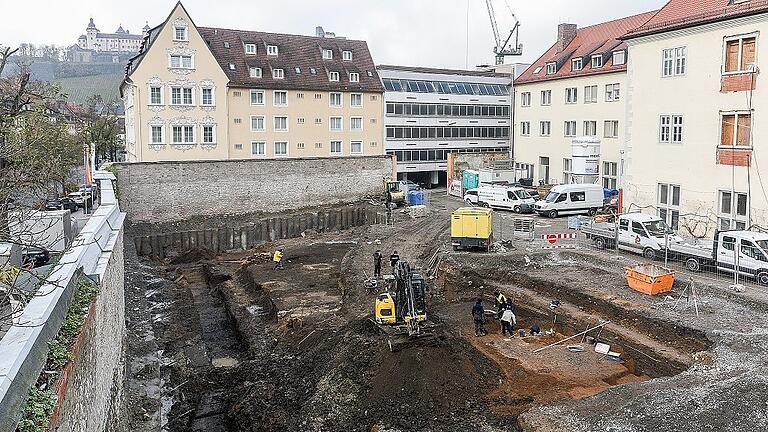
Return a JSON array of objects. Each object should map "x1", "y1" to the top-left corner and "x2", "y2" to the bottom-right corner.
[{"x1": 485, "y1": 0, "x2": 522, "y2": 65}]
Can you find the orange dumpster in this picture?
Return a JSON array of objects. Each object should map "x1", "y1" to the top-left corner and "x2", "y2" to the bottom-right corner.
[{"x1": 624, "y1": 264, "x2": 674, "y2": 295}]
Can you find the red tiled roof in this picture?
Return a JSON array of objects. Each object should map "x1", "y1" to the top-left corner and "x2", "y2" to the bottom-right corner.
[
  {"x1": 198, "y1": 27, "x2": 384, "y2": 93},
  {"x1": 625, "y1": 0, "x2": 768, "y2": 38},
  {"x1": 514, "y1": 11, "x2": 658, "y2": 85}
]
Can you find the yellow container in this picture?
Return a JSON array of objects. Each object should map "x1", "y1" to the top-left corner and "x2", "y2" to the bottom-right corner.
[
  {"x1": 624, "y1": 264, "x2": 674, "y2": 295},
  {"x1": 451, "y1": 207, "x2": 493, "y2": 251}
]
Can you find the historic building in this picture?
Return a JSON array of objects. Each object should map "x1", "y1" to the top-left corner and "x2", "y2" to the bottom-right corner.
[{"x1": 68, "y1": 18, "x2": 149, "y2": 63}]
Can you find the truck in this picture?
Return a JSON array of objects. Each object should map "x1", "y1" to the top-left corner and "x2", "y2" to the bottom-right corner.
[
  {"x1": 479, "y1": 168, "x2": 516, "y2": 186},
  {"x1": 451, "y1": 207, "x2": 493, "y2": 251},
  {"x1": 582, "y1": 213, "x2": 681, "y2": 260}
]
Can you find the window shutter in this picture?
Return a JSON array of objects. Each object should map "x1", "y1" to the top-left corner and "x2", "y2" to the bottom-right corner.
[
  {"x1": 737, "y1": 114, "x2": 751, "y2": 146},
  {"x1": 725, "y1": 41, "x2": 740, "y2": 72},
  {"x1": 741, "y1": 38, "x2": 756, "y2": 70},
  {"x1": 721, "y1": 114, "x2": 735, "y2": 146}
]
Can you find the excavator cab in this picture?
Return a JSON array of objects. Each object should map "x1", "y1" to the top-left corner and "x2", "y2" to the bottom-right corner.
[
  {"x1": 383, "y1": 177, "x2": 406, "y2": 205},
  {"x1": 375, "y1": 292, "x2": 397, "y2": 324}
]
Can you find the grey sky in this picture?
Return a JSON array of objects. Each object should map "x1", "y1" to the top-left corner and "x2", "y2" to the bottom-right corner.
[{"x1": 2, "y1": 0, "x2": 666, "y2": 68}]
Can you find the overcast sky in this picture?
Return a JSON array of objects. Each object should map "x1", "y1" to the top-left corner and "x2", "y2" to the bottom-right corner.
[{"x1": 2, "y1": 0, "x2": 666, "y2": 68}]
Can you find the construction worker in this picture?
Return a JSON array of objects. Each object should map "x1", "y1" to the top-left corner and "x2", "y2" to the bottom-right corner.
[
  {"x1": 500, "y1": 306, "x2": 516, "y2": 336},
  {"x1": 373, "y1": 250, "x2": 383, "y2": 278},
  {"x1": 273, "y1": 247, "x2": 284, "y2": 270},
  {"x1": 472, "y1": 298, "x2": 486, "y2": 336},
  {"x1": 389, "y1": 250, "x2": 400, "y2": 273},
  {"x1": 494, "y1": 290, "x2": 508, "y2": 319}
]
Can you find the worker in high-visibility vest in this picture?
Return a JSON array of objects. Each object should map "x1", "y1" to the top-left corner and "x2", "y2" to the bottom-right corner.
[
  {"x1": 273, "y1": 248, "x2": 284, "y2": 270},
  {"x1": 494, "y1": 290, "x2": 508, "y2": 319}
]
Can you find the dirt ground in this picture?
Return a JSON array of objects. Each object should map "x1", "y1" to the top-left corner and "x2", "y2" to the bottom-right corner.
[{"x1": 123, "y1": 193, "x2": 768, "y2": 432}]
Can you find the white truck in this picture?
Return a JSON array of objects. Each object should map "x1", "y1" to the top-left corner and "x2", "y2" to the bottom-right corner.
[{"x1": 582, "y1": 213, "x2": 682, "y2": 260}]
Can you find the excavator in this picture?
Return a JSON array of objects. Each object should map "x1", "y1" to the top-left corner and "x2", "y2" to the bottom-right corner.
[{"x1": 373, "y1": 260, "x2": 434, "y2": 351}]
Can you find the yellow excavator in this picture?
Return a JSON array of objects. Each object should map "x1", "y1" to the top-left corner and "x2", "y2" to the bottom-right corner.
[
  {"x1": 383, "y1": 177, "x2": 406, "y2": 206},
  {"x1": 374, "y1": 261, "x2": 433, "y2": 350}
]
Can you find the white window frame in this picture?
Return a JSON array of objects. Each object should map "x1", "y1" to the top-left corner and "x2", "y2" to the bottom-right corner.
[
  {"x1": 267, "y1": 45, "x2": 279, "y2": 55},
  {"x1": 541, "y1": 90, "x2": 551, "y2": 106},
  {"x1": 150, "y1": 125, "x2": 164, "y2": 144},
  {"x1": 562, "y1": 158, "x2": 572, "y2": 184},
  {"x1": 273, "y1": 90, "x2": 288, "y2": 107},
  {"x1": 343, "y1": 50, "x2": 353, "y2": 61},
  {"x1": 564, "y1": 121, "x2": 577, "y2": 137},
  {"x1": 719, "y1": 111, "x2": 753, "y2": 148},
  {"x1": 250, "y1": 115, "x2": 265, "y2": 132},
  {"x1": 604, "y1": 120, "x2": 619, "y2": 138},
  {"x1": 201, "y1": 124, "x2": 216, "y2": 144},
  {"x1": 273, "y1": 68, "x2": 285, "y2": 79},
  {"x1": 329, "y1": 92, "x2": 343, "y2": 107},
  {"x1": 170, "y1": 86, "x2": 194, "y2": 106},
  {"x1": 591, "y1": 54, "x2": 603, "y2": 68},
  {"x1": 330, "y1": 140, "x2": 343, "y2": 156},
  {"x1": 274, "y1": 141, "x2": 289, "y2": 157},
  {"x1": 520, "y1": 92, "x2": 531, "y2": 107},
  {"x1": 520, "y1": 121, "x2": 530, "y2": 136},
  {"x1": 613, "y1": 50, "x2": 626, "y2": 66},
  {"x1": 173, "y1": 26, "x2": 188, "y2": 42},
  {"x1": 539, "y1": 121, "x2": 551, "y2": 137},
  {"x1": 350, "y1": 140, "x2": 362, "y2": 154},
  {"x1": 659, "y1": 115, "x2": 683, "y2": 144},
  {"x1": 565, "y1": 87, "x2": 577, "y2": 104},
  {"x1": 244, "y1": 43, "x2": 257, "y2": 54},
  {"x1": 350, "y1": 117, "x2": 363, "y2": 131},
  {"x1": 658, "y1": 183, "x2": 681, "y2": 230},
  {"x1": 583, "y1": 120, "x2": 597, "y2": 137},
  {"x1": 251, "y1": 141, "x2": 266, "y2": 157},
  {"x1": 572, "y1": 58, "x2": 582, "y2": 71},
  {"x1": 171, "y1": 125, "x2": 195, "y2": 144},
  {"x1": 329, "y1": 116, "x2": 343, "y2": 132},
  {"x1": 605, "y1": 83, "x2": 620, "y2": 102},
  {"x1": 149, "y1": 85, "x2": 164, "y2": 105},
  {"x1": 718, "y1": 190, "x2": 749, "y2": 230},
  {"x1": 249, "y1": 67, "x2": 262, "y2": 78},
  {"x1": 662, "y1": 47, "x2": 686, "y2": 77},
  {"x1": 350, "y1": 93, "x2": 362, "y2": 107},
  {"x1": 603, "y1": 162, "x2": 618, "y2": 190},
  {"x1": 250, "y1": 90, "x2": 265, "y2": 106},
  {"x1": 349, "y1": 72, "x2": 360, "y2": 83},
  {"x1": 584, "y1": 85, "x2": 598, "y2": 104},
  {"x1": 322, "y1": 48, "x2": 333, "y2": 59},
  {"x1": 169, "y1": 54, "x2": 193, "y2": 69},
  {"x1": 273, "y1": 116, "x2": 289, "y2": 132},
  {"x1": 546, "y1": 62, "x2": 556, "y2": 75},
  {"x1": 200, "y1": 87, "x2": 215, "y2": 106},
  {"x1": 329, "y1": 71, "x2": 340, "y2": 82}
]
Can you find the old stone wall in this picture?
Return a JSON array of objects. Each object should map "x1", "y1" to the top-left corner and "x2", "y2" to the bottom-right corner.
[{"x1": 113, "y1": 156, "x2": 394, "y2": 225}]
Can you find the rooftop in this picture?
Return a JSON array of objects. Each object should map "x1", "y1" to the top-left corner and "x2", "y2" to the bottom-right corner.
[
  {"x1": 625, "y1": 0, "x2": 768, "y2": 38},
  {"x1": 377, "y1": 64, "x2": 511, "y2": 79}
]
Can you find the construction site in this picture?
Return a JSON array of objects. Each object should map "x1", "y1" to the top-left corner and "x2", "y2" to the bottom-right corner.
[{"x1": 122, "y1": 192, "x2": 768, "y2": 432}]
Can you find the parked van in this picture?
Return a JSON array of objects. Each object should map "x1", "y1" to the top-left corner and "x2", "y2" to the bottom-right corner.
[
  {"x1": 533, "y1": 183, "x2": 604, "y2": 218},
  {"x1": 463, "y1": 189, "x2": 480, "y2": 206},
  {"x1": 477, "y1": 186, "x2": 536, "y2": 213}
]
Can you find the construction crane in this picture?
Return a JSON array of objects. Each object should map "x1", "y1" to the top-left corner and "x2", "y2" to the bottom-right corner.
[{"x1": 485, "y1": 0, "x2": 523, "y2": 65}]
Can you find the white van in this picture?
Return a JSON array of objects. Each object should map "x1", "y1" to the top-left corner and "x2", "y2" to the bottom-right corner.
[
  {"x1": 534, "y1": 183, "x2": 604, "y2": 218},
  {"x1": 477, "y1": 186, "x2": 536, "y2": 213}
]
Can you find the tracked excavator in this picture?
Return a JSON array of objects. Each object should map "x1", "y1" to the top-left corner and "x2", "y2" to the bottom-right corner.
[{"x1": 373, "y1": 260, "x2": 435, "y2": 351}]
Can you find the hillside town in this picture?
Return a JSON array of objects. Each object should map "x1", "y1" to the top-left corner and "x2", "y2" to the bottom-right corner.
[{"x1": 1, "y1": 1, "x2": 768, "y2": 431}]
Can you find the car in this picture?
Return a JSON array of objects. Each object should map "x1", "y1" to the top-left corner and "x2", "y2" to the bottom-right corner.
[
  {"x1": 21, "y1": 246, "x2": 50, "y2": 268},
  {"x1": 463, "y1": 189, "x2": 480, "y2": 206},
  {"x1": 68, "y1": 191, "x2": 93, "y2": 208},
  {"x1": 45, "y1": 197, "x2": 78, "y2": 212}
]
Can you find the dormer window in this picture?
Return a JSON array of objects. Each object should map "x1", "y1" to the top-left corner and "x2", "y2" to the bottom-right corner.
[
  {"x1": 367, "y1": 70, "x2": 373, "y2": 77},
  {"x1": 273, "y1": 68, "x2": 284, "y2": 79},
  {"x1": 613, "y1": 50, "x2": 626, "y2": 66},
  {"x1": 329, "y1": 71, "x2": 340, "y2": 82},
  {"x1": 533, "y1": 66, "x2": 542, "y2": 74},
  {"x1": 546, "y1": 62, "x2": 556, "y2": 75},
  {"x1": 249, "y1": 67, "x2": 262, "y2": 78},
  {"x1": 223, "y1": 41, "x2": 230, "y2": 49},
  {"x1": 245, "y1": 43, "x2": 257, "y2": 54},
  {"x1": 228, "y1": 63, "x2": 235, "y2": 70},
  {"x1": 173, "y1": 26, "x2": 187, "y2": 41},
  {"x1": 591, "y1": 54, "x2": 603, "y2": 68},
  {"x1": 295, "y1": 67, "x2": 301, "y2": 74},
  {"x1": 310, "y1": 68, "x2": 317, "y2": 75},
  {"x1": 572, "y1": 58, "x2": 583, "y2": 71},
  {"x1": 322, "y1": 48, "x2": 333, "y2": 59},
  {"x1": 349, "y1": 72, "x2": 359, "y2": 82},
  {"x1": 343, "y1": 50, "x2": 353, "y2": 61},
  {"x1": 267, "y1": 45, "x2": 278, "y2": 55}
]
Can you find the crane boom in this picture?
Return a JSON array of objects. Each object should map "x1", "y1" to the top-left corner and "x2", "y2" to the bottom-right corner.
[{"x1": 484, "y1": 0, "x2": 523, "y2": 65}]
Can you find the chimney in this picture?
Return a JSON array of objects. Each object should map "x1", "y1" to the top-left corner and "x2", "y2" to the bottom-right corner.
[
  {"x1": 557, "y1": 23, "x2": 578, "y2": 52},
  {"x1": 316, "y1": 26, "x2": 325, "y2": 37}
]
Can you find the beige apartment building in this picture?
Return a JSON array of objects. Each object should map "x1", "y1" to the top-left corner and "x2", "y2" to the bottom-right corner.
[
  {"x1": 513, "y1": 13, "x2": 656, "y2": 187},
  {"x1": 623, "y1": 0, "x2": 768, "y2": 233},
  {"x1": 121, "y1": 2, "x2": 384, "y2": 162}
]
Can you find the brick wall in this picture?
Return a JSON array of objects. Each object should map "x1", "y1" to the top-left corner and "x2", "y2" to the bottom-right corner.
[
  {"x1": 113, "y1": 156, "x2": 394, "y2": 225},
  {"x1": 720, "y1": 72, "x2": 757, "y2": 92},
  {"x1": 717, "y1": 148, "x2": 752, "y2": 167}
]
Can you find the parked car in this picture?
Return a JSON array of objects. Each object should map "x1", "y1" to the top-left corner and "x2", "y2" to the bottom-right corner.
[
  {"x1": 21, "y1": 246, "x2": 50, "y2": 268},
  {"x1": 533, "y1": 183, "x2": 604, "y2": 218},
  {"x1": 45, "y1": 197, "x2": 78, "y2": 212},
  {"x1": 68, "y1": 191, "x2": 93, "y2": 208},
  {"x1": 463, "y1": 189, "x2": 480, "y2": 206}
]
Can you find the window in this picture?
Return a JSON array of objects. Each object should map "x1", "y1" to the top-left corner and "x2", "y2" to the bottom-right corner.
[
  {"x1": 583, "y1": 121, "x2": 597, "y2": 136},
  {"x1": 350, "y1": 93, "x2": 362, "y2": 107},
  {"x1": 562, "y1": 158, "x2": 572, "y2": 184},
  {"x1": 659, "y1": 115, "x2": 683, "y2": 143},
  {"x1": 541, "y1": 90, "x2": 551, "y2": 106},
  {"x1": 565, "y1": 87, "x2": 577, "y2": 104},
  {"x1": 150, "y1": 86, "x2": 162, "y2": 105},
  {"x1": 250, "y1": 90, "x2": 265, "y2": 106},
  {"x1": 604, "y1": 120, "x2": 619, "y2": 138},
  {"x1": 613, "y1": 50, "x2": 626, "y2": 65},
  {"x1": 322, "y1": 48, "x2": 333, "y2": 59},
  {"x1": 718, "y1": 190, "x2": 748, "y2": 230},
  {"x1": 173, "y1": 26, "x2": 187, "y2": 41},
  {"x1": 228, "y1": 63, "x2": 236, "y2": 71},
  {"x1": 234, "y1": 143, "x2": 243, "y2": 150},
  {"x1": 274, "y1": 141, "x2": 288, "y2": 156},
  {"x1": 724, "y1": 36, "x2": 756, "y2": 73},
  {"x1": 315, "y1": 142, "x2": 322, "y2": 148},
  {"x1": 330, "y1": 117, "x2": 342, "y2": 131},
  {"x1": 233, "y1": 91, "x2": 242, "y2": 97},
  {"x1": 330, "y1": 140, "x2": 342, "y2": 155},
  {"x1": 273, "y1": 90, "x2": 288, "y2": 106},
  {"x1": 603, "y1": 162, "x2": 618, "y2": 189},
  {"x1": 564, "y1": 121, "x2": 577, "y2": 137},
  {"x1": 539, "y1": 121, "x2": 551, "y2": 136},
  {"x1": 605, "y1": 83, "x2": 620, "y2": 102},
  {"x1": 584, "y1": 85, "x2": 598, "y2": 104},
  {"x1": 150, "y1": 125, "x2": 163, "y2": 144},
  {"x1": 721, "y1": 112, "x2": 752, "y2": 147},
  {"x1": 350, "y1": 141, "x2": 362, "y2": 154},
  {"x1": 267, "y1": 45, "x2": 278, "y2": 55},
  {"x1": 330, "y1": 92, "x2": 342, "y2": 107},
  {"x1": 234, "y1": 118, "x2": 242, "y2": 124},
  {"x1": 297, "y1": 93, "x2": 304, "y2": 99},
  {"x1": 329, "y1": 71, "x2": 340, "y2": 81},
  {"x1": 343, "y1": 50, "x2": 353, "y2": 61},
  {"x1": 570, "y1": 191, "x2": 586, "y2": 202},
  {"x1": 591, "y1": 55, "x2": 603, "y2": 68},
  {"x1": 658, "y1": 183, "x2": 681, "y2": 230},
  {"x1": 251, "y1": 141, "x2": 265, "y2": 156},
  {"x1": 202, "y1": 125, "x2": 215, "y2": 144},
  {"x1": 245, "y1": 43, "x2": 257, "y2": 54},
  {"x1": 572, "y1": 58, "x2": 583, "y2": 71},
  {"x1": 663, "y1": 47, "x2": 686, "y2": 77},
  {"x1": 170, "y1": 87, "x2": 193, "y2": 105},
  {"x1": 315, "y1": 118, "x2": 322, "y2": 124},
  {"x1": 250, "y1": 116, "x2": 265, "y2": 131},
  {"x1": 521, "y1": 121, "x2": 530, "y2": 136},
  {"x1": 250, "y1": 67, "x2": 262, "y2": 78},
  {"x1": 350, "y1": 117, "x2": 362, "y2": 131},
  {"x1": 201, "y1": 88, "x2": 213, "y2": 106},
  {"x1": 273, "y1": 68, "x2": 284, "y2": 79},
  {"x1": 274, "y1": 116, "x2": 288, "y2": 131},
  {"x1": 349, "y1": 72, "x2": 359, "y2": 82},
  {"x1": 546, "y1": 62, "x2": 556, "y2": 74},
  {"x1": 520, "y1": 92, "x2": 531, "y2": 107},
  {"x1": 169, "y1": 55, "x2": 193, "y2": 69},
  {"x1": 172, "y1": 125, "x2": 194, "y2": 144}
]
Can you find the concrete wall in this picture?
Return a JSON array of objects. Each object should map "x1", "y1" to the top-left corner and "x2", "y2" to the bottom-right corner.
[{"x1": 113, "y1": 155, "x2": 394, "y2": 225}]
